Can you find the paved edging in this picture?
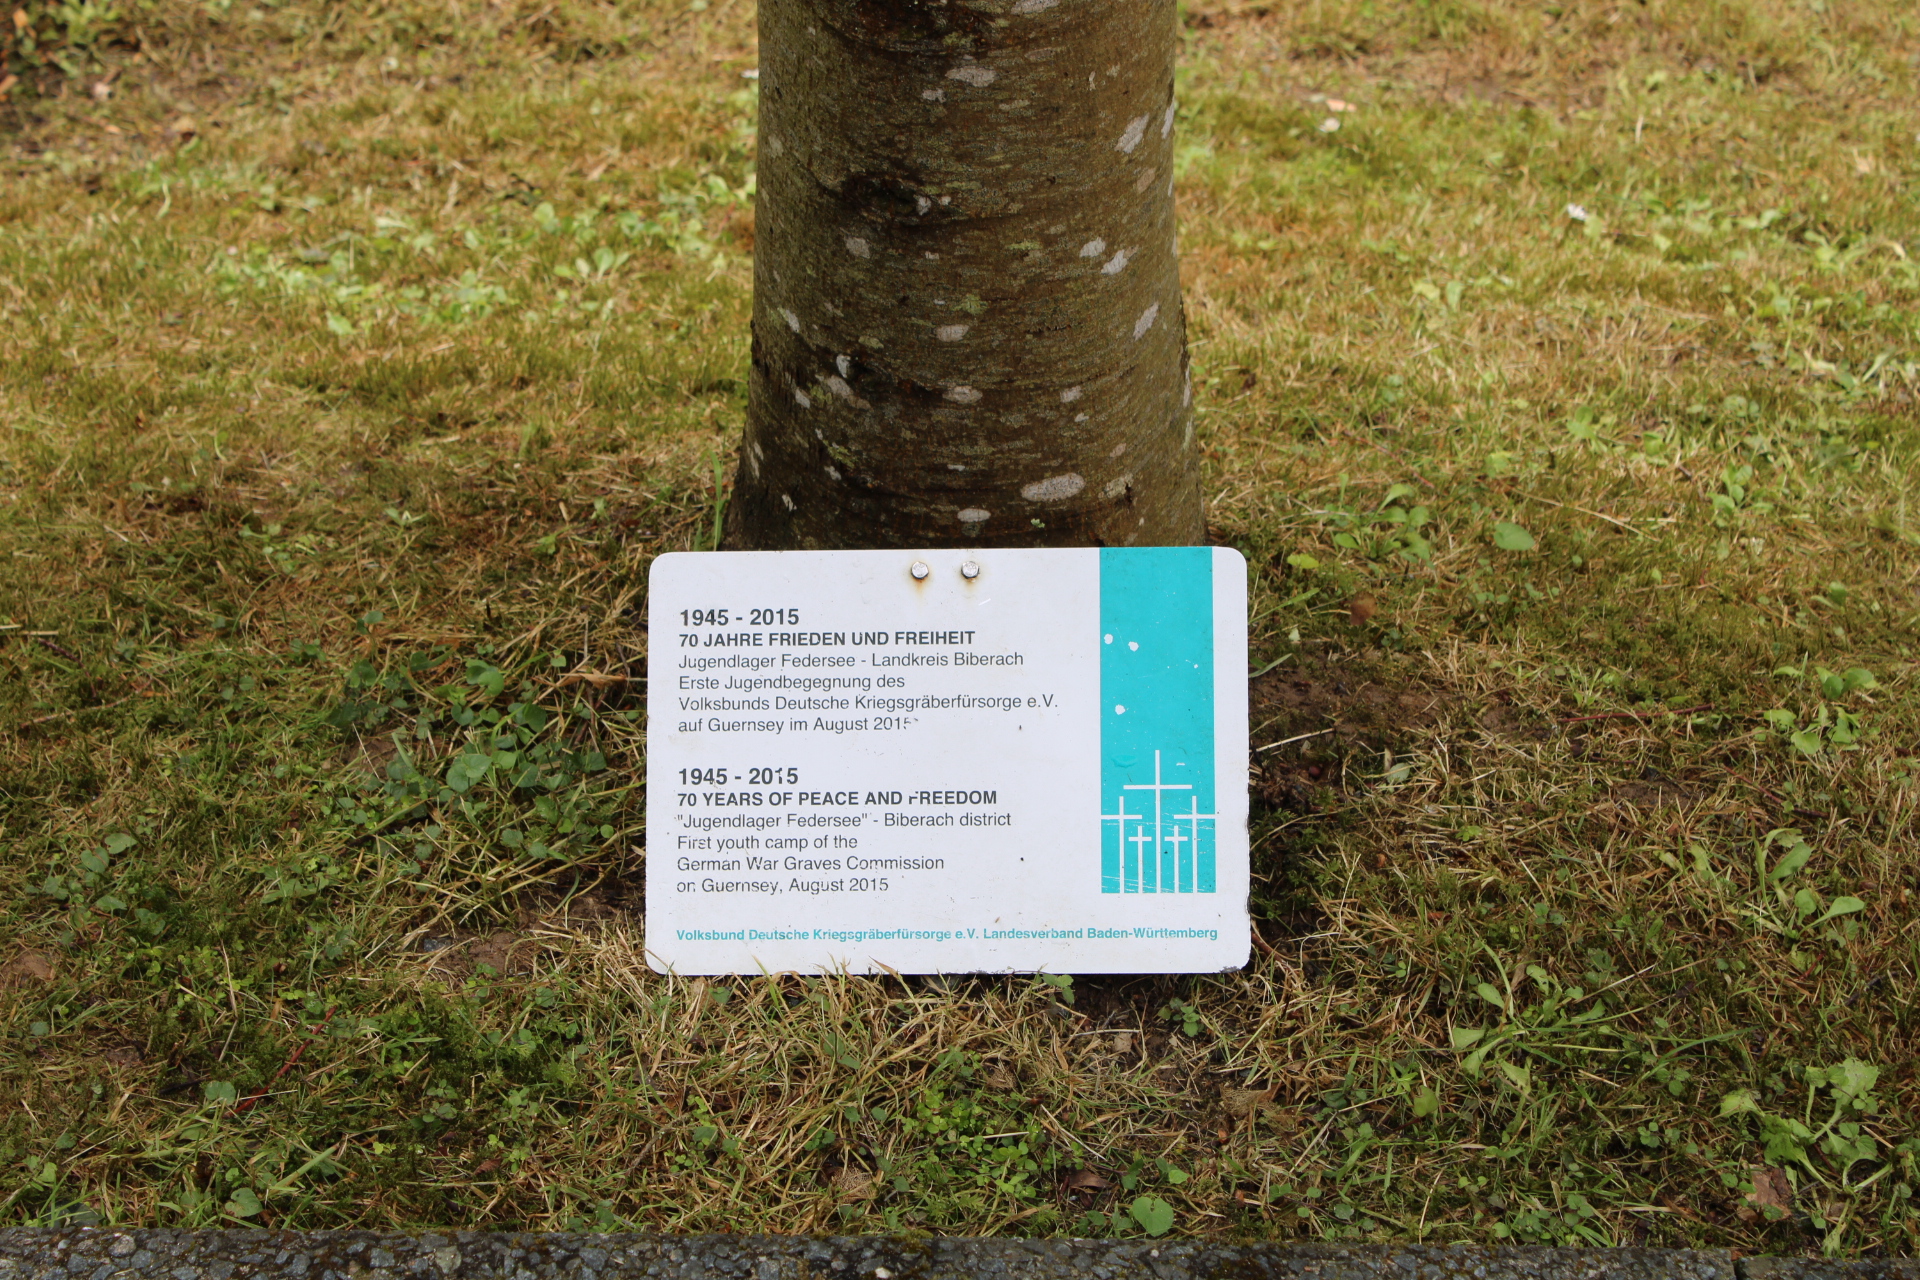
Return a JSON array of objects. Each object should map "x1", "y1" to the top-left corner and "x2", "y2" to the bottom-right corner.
[{"x1": 0, "y1": 1230, "x2": 1912, "y2": 1280}]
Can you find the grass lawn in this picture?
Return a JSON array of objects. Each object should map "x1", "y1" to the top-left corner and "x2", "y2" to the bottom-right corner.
[{"x1": 3, "y1": 0, "x2": 1919, "y2": 1254}]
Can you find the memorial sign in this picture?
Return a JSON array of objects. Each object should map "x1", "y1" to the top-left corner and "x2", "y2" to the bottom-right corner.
[{"x1": 645, "y1": 547, "x2": 1249, "y2": 975}]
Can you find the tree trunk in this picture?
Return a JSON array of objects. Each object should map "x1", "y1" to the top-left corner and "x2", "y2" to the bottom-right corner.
[{"x1": 725, "y1": 0, "x2": 1201, "y2": 550}]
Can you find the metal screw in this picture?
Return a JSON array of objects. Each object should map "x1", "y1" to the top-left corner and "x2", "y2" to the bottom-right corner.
[
  {"x1": 960, "y1": 561, "x2": 981, "y2": 580},
  {"x1": 910, "y1": 561, "x2": 930, "y2": 580}
]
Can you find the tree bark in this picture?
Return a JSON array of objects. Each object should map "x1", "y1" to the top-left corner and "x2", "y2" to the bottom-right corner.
[{"x1": 725, "y1": 0, "x2": 1201, "y2": 550}]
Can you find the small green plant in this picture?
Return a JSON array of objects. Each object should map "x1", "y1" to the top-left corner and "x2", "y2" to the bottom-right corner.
[
  {"x1": 35, "y1": 833, "x2": 133, "y2": 918},
  {"x1": 1659, "y1": 828, "x2": 1867, "y2": 947},
  {"x1": 620, "y1": 172, "x2": 757, "y2": 264},
  {"x1": 1035, "y1": 972, "x2": 1074, "y2": 1004},
  {"x1": 1563, "y1": 403, "x2": 1618, "y2": 444},
  {"x1": 1710, "y1": 463, "x2": 1775, "y2": 525},
  {"x1": 1449, "y1": 955, "x2": 1656, "y2": 1086},
  {"x1": 1490, "y1": 1190, "x2": 1611, "y2": 1246},
  {"x1": 1763, "y1": 665, "x2": 1877, "y2": 756},
  {"x1": 1720, "y1": 1060, "x2": 1896, "y2": 1252},
  {"x1": 1763, "y1": 703, "x2": 1867, "y2": 756},
  {"x1": 889, "y1": 1071, "x2": 1052, "y2": 1213},
  {"x1": 317, "y1": 649, "x2": 616, "y2": 873},
  {"x1": 1129, "y1": 1194, "x2": 1176, "y2": 1236},
  {"x1": 1491, "y1": 521, "x2": 1535, "y2": 551},
  {"x1": 1088, "y1": 1155, "x2": 1189, "y2": 1237},
  {"x1": 1310, "y1": 483, "x2": 1438, "y2": 565},
  {"x1": 1160, "y1": 996, "x2": 1202, "y2": 1037},
  {"x1": 1748, "y1": 830, "x2": 1867, "y2": 938},
  {"x1": 4, "y1": 1, "x2": 128, "y2": 79}
]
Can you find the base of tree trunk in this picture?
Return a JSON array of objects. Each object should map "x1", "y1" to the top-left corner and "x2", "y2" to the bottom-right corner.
[{"x1": 726, "y1": 0, "x2": 1202, "y2": 551}]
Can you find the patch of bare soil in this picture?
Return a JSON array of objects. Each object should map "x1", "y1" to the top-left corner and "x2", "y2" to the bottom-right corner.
[
  {"x1": 1740, "y1": 1164, "x2": 1797, "y2": 1224},
  {"x1": 1608, "y1": 771, "x2": 1700, "y2": 810},
  {"x1": 470, "y1": 930, "x2": 537, "y2": 976},
  {"x1": 1252, "y1": 654, "x2": 1443, "y2": 750},
  {"x1": 102, "y1": 1042, "x2": 146, "y2": 1069},
  {"x1": 1064, "y1": 973, "x2": 1183, "y2": 1030},
  {"x1": 1478, "y1": 698, "x2": 1552, "y2": 741},
  {"x1": 0, "y1": 949, "x2": 55, "y2": 987},
  {"x1": 339, "y1": 732, "x2": 401, "y2": 775},
  {"x1": 415, "y1": 928, "x2": 542, "y2": 980},
  {"x1": 1249, "y1": 654, "x2": 1445, "y2": 813},
  {"x1": 538, "y1": 889, "x2": 625, "y2": 925},
  {"x1": 519, "y1": 860, "x2": 644, "y2": 924},
  {"x1": 1250, "y1": 656, "x2": 1552, "y2": 816}
]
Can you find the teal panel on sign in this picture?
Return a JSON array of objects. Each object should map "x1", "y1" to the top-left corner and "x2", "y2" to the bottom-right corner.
[{"x1": 1099, "y1": 548, "x2": 1216, "y2": 894}]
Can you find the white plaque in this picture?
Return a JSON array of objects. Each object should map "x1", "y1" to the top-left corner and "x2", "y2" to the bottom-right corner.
[{"x1": 645, "y1": 547, "x2": 1249, "y2": 975}]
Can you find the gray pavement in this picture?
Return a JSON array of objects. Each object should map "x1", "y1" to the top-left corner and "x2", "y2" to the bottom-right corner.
[{"x1": 0, "y1": 1231, "x2": 1914, "y2": 1280}]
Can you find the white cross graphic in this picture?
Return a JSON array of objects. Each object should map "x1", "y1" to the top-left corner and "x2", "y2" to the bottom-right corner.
[
  {"x1": 1124, "y1": 750, "x2": 1191, "y2": 894},
  {"x1": 1162, "y1": 824, "x2": 1188, "y2": 893},
  {"x1": 1180, "y1": 793, "x2": 1216, "y2": 892},
  {"x1": 1100, "y1": 796, "x2": 1142, "y2": 890},
  {"x1": 1128, "y1": 826, "x2": 1154, "y2": 893}
]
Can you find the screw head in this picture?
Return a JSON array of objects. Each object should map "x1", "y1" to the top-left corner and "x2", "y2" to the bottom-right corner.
[
  {"x1": 910, "y1": 561, "x2": 930, "y2": 580},
  {"x1": 960, "y1": 561, "x2": 981, "y2": 579}
]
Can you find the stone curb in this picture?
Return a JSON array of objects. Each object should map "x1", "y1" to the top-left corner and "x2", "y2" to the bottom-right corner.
[{"x1": 0, "y1": 1231, "x2": 1913, "y2": 1280}]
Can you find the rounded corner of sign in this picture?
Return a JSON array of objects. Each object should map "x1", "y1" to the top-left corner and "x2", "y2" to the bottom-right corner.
[{"x1": 1210, "y1": 545, "x2": 1249, "y2": 572}]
